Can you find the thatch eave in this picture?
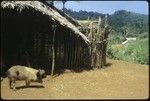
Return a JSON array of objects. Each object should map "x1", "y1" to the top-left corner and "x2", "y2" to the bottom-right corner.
[
  {"x1": 43, "y1": 1, "x2": 81, "y2": 27},
  {"x1": 1, "y1": 1, "x2": 90, "y2": 44}
]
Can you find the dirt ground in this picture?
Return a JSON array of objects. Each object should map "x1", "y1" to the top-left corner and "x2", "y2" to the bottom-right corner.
[{"x1": 1, "y1": 59, "x2": 149, "y2": 100}]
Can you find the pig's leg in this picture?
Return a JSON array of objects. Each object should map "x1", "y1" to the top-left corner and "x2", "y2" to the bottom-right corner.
[
  {"x1": 9, "y1": 79, "x2": 12, "y2": 89},
  {"x1": 11, "y1": 80, "x2": 16, "y2": 91},
  {"x1": 9, "y1": 77, "x2": 15, "y2": 89},
  {"x1": 25, "y1": 80, "x2": 30, "y2": 87}
]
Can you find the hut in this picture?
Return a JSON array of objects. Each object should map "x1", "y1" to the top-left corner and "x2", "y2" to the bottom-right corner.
[{"x1": 1, "y1": 1, "x2": 91, "y2": 75}]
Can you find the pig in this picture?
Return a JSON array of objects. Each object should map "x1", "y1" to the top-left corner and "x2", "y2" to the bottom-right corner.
[{"x1": 6, "y1": 65, "x2": 46, "y2": 91}]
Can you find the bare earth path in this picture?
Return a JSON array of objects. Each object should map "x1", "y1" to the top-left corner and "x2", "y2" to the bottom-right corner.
[{"x1": 1, "y1": 59, "x2": 149, "y2": 99}]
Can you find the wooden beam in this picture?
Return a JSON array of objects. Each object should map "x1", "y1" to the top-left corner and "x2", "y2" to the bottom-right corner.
[{"x1": 51, "y1": 22, "x2": 57, "y2": 76}]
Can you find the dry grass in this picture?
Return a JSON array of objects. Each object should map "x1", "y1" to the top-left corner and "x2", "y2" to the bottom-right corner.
[
  {"x1": 78, "y1": 20, "x2": 98, "y2": 28},
  {"x1": 1, "y1": 59, "x2": 149, "y2": 99}
]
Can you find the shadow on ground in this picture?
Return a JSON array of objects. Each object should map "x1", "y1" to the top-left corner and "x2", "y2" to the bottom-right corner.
[
  {"x1": 52, "y1": 62, "x2": 113, "y2": 77},
  {"x1": 16, "y1": 85, "x2": 44, "y2": 90},
  {"x1": 1, "y1": 62, "x2": 113, "y2": 78}
]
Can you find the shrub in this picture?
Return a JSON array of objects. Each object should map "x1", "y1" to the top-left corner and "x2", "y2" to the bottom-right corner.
[
  {"x1": 108, "y1": 34, "x2": 126, "y2": 45},
  {"x1": 138, "y1": 32, "x2": 148, "y2": 39}
]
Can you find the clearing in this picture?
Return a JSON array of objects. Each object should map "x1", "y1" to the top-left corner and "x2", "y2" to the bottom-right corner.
[{"x1": 1, "y1": 59, "x2": 149, "y2": 99}]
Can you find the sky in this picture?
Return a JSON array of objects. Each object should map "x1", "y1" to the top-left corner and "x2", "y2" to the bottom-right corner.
[{"x1": 54, "y1": 1, "x2": 148, "y2": 15}]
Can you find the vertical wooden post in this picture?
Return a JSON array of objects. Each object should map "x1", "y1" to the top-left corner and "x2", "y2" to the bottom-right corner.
[
  {"x1": 100, "y1": 35, "x2": 104, "y2": 68},
  {"x1": 51, "y1": 22, "x2": 57, "y2": 76},
  {"x1": 88, "y1": 22, "x2": 93, "y2": 42},
  {"x1": 87, "y1": 16, "x2": 90, "y2": 21},
  {"x1": 103, "y1": 14, "x2": 109, "y2": 66},
  {"x1": 100, "y1": 14, "x2": 109, "y2": 68},
  {"x1": 88, "y1": 22, "x2": 94, "y2": 68},
  {"x1": 97, "y1": 16, "x2": 101, "y2": 69},
  {"x1": 74, "y1": 40, "x2": 77, "y2": 68},
  {"x1": 97, "y1": 17, "x2": 101, "y2": 41}
]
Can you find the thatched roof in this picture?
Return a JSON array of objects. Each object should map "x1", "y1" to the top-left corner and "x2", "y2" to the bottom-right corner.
[
  {"x1": 43, "y1": 1, "x2": 81, "y2": 27},
  {"x1": 1, "y1": 1, "x2": 90, "y2": 44}
]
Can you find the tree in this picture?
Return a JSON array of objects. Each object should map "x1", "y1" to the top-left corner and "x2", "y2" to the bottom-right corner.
[
  {"x1": 45, "y1": 0, "x2": 54, "y2": 6},
  {"x1": 62, "y1": 0, "x2": 67, "y2": 11}
]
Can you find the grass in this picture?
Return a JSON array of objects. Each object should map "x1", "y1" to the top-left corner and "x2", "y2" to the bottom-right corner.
[{"x1": 107, "y1": 37, "x2": 149, "y2": 65}]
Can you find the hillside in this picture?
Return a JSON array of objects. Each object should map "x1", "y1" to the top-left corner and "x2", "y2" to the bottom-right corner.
[
  {"x1": 1, "y1": 59, "x2": 149, "y2": 99},
  {"x1": 64, "y1": 9, "x2": 148, "y2": 37},
  {"x1": 63, "y1": 8, "x2": 105, "y2": 20},
  {"x1": 109, "y1": 10, "x2": 148, "y2": 37}
]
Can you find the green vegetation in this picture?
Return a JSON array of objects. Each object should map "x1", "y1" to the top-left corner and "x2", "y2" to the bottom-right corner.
[
  {"x1": 107, "y1": 38, "x2": 149, "y2": 64},
  {"x1": 137, "y1": 32, "x2": 149, "y2": 39},
  {"x1": 107, "y1": 31, "x2": 149, "y2": 65},
  {"x1": 106, "y1": 10, "x2": 148, "y2": 65},
  {"x1": 109, "y1": 10, "x2": 148, "y2": 37},
  {"x1": 64, "y1": 9, "x2": 149, "y2": 65},
  {"x1": 108, "y1": 34, "x2": 126, "y2": 45}
]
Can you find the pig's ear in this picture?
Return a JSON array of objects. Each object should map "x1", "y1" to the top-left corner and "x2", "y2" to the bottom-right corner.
[
  {"x1": 15, "y1": 71, "x2": 19, "y2": 76},
  {"x1": 36, "y1": 71, "x2": 40, "y2": 78}
]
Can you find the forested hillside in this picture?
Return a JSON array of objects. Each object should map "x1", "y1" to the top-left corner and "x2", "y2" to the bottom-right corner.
[
  {"x1": 63, "y1": 8, "x2": 105, "y2": 20},
  {"x1": 64, "y1": 9, "x2": 148, "y2": 37},
  {"x1": 109, "y1": 10, "x2": 148, "y2": 37}
]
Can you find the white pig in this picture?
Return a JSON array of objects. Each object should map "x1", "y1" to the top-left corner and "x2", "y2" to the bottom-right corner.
[{"x1": 7, "y1": 65, "x2": 46, "y2": 90}]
